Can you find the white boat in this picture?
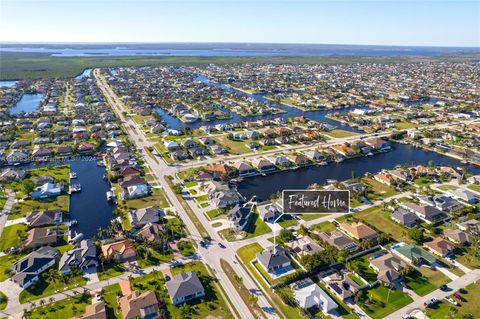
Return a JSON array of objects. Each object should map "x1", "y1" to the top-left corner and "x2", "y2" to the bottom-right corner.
[
  {"x1": 318, "y1": 161, "x2": 328, "y2": 166},
  {"x1": 335, "y1": 157, "x2": 345, "y2": 163},
  {"x1": 69, "y1": 172, "x2": 77, "y2": 179},
  {"x1": 70, "y1": 183, "x2": 82, "y2": 193},
  {"x1": 106, "y1": 191, "x2": 114, "y2": 201}
]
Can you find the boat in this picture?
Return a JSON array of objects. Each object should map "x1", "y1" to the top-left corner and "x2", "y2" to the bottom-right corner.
[
  {"x1": 230, "y1": 178, "x2": 243, "y2": 184},
  {"x1": 96, "y1": 161, "x2": 105, "y2": 167},
  {"x1": 366, "y1": 152, "x2": 374, "y2": 157},
  {"x1": 318, "y1": 161, "x2": 328, "y2": 166},
  {"x1": 69, "y1": 172, "x2": 77, "y2": 179},
  {"x1": 103, "y1": 173, "x2": 108, "y2": 180},
  {"x1": 290, "y1": 166, "x2": 299, "y2": 170},
  {"x1": 70, "y1": 183, "x2": 82, "y2": 193},
  {"x1": 106, "y1": 191, "x2": 114, "y2": 201},
  {"x1": 335, "y1": 157, "x2": 345, "y2": 163}
]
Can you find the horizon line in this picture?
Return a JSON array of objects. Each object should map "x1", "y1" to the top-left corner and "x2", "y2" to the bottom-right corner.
[{"x1": 1, "y1": 41, "x2": 479, "y2": 49}]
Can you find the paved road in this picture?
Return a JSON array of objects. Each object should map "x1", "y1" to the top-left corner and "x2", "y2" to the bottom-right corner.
[
  {"x1": 0, "y1": 189, "x2": 16, "y2": 238},
  {"x1": 94, "y1": 69, "x2": 273, "y2": 319}
]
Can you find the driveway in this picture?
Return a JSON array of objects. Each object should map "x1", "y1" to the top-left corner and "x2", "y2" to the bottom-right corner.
[{"x1": 0, "y1": 279, "x2": 23, "y2": 309}]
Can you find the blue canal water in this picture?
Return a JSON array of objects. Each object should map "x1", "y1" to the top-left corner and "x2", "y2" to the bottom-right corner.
[
  {"x1": 9, "y1": 93, "x2": 44, "y2": 114},
  {"x1": 76, "y1": 68, "x2": 92, "y2": 78},
  {"x1": 156, "y1": 74, "x2": 363, "y2": 132},
  {"x1": 17, "y1": 159, "x2": 115, "y2": 238},
  {"x1": 237, "y1": 143, "x2": 480, "y2": 201},
  {"x1": 0, "y1": 80, "x2": 18, "y2": 88}
]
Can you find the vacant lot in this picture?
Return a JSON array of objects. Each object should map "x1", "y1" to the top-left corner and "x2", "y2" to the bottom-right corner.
[
  {"x1": 360, "y1": 285, "x2": 413, "y2": 319},
  {"x1": 426, "y1": 282, "x2": 480, "y2": 319},
  {"x1": 355, "y1": 206, "x2": 411, "y2": 243},
  {"x1": 214, "y1": 135, "x2": 253, "y2": 154},
  {"x1": 404, "y1": 267, "x2": 450, "y2": 296}
]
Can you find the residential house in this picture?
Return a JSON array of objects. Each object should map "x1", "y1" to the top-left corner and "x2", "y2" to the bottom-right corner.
[
  {"x1": 123, "y1": 183, "x2": 150, "y2": 200},
  {"x1": 234, "y1": 161, "x2": 257, "y2": 177},
  {"x1": 318, "y1": 231, "x2": 358, "y2": 252},
  {"x1": 373, "y1": 172, "x2": 397, "y2": 186},
  {"x1": 166, "y1": 271, "x2": 205, "y2": 305},
  {"x1": 390, "y1": 207, "x2": 419, "y2": 228},
  {"x1": 369, "y1": 252, "x2": 407, "y2": 285},
  {"x1": 401, "y1": 202, "x2": 449, "y2": 224},
  {"x1": 129, "y1": 206, "x2": 163, "y2": 227},
  {"x1": 256, "y1": 246, "x2": 291, "y2": 274},
  {"x1": 304, "y1": 150, "x2": 324, "y2": 161},
  {"x1": 31, "y1": 182, "x2": 62, "y2": 199},
  {"x1": 72, "y1": 302, "x2": 107, "y2": 319},
  {"x1": 266, "y1": 155, "x2": 291, "y2": 167},
  {"x1": 443, "y1": 229, "x2": 470, "y2": 245},
  {"x1": 339, "y1": 222, "x2": 378, "y2": 242},
  {"x1": 26, "y1": 210, "x2": 63, "y2": 227},
  {"x1": 322, "y1": 271, "x2": 360, "y2": 300},
  {"x1": 288, "y1": 154, "x2": 310, "y2": 167},
  {"x1": 136, "y1": 223, "x2": 166, "y2": 242},
  {"x1": 332, "y1": 144, "x2": 356, "y2": 157},
  {"x1": 119, "y1": 288, "x2": 159, "y2": 319},
  {"x1": 457, "y1": 218, "x2": 480, "y2": 235},
  {"x1": 391, "y1": 244, "x2": 437, "y2": 265},
  {"x1": 24, "y1": 228, "x2": 59, "y2": 249},
  {"x1": 285, "y1": 236, "x2": 324, "y2": 257},
  {"x1": 447, "y1": 189, "x2": 479, "y2": 204},
  {"x1": 290, "y1": 278, "x2": 338, "y2": 313},
  {"x1": 0, "y1": 168, "x2": 27, "y2": 182},
  {"x1": 364, "y1": 138, "x2": 391, "y2": 151},
  {"x1": 59, "y1": 239, "x2": 98, "y2": 274},
  {"x1": 254, "y1": 158, "x2": 276, "y2": 173},
  {"x1": 227, "y1": 204, "x2": 252, "y2": 230},
  {"x1": 11, "y1": 247, "x2": 58, "y2": 288},
  {"x1": 257, "y1": 203, "x2": 282, "y2": 222},
  {"x1": 101, "y1": 239, "x2": 136, "y2": 262},
  {"x1": 423, "y1": 237, "x2": 455, "y2": 257}
]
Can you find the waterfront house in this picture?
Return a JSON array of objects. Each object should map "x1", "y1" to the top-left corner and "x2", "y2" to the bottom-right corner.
[
  {"x1": 24, "y1": 228, "x2": 59, "y2": 249},
  {"x1": 304, "y1": 150, "x2": 324, "y2": 161},
  {"x1": 443, "y1": 229, "x2": 470, "y2": 245},
  {"x1": 254, "y1": 158, "x2": 276, "y2": 173},
  {"x1": 339, "y1": 222, "x2": 378, "y2": 242},
  {"x1": 257, "y1": 202, "x2": 282, "y2": 222},
  {"x1": 341, "y1": 180, "x2": 366, "y2": 193},
  {"x1": 290, "y1": 278, "x2": 338, "y2": 313},
  {"x1": 101, "y1": 239, "x2": 136, "y2": 262},
  {"x1": 256, "y1": 245, "x2": 291, "y2": 274},
  {"x1": 166, "y1": 271, "x2": 205, "y2": 305},
  {"x1": 227, "y1": 204, "x2": 252, "y2": 230},
  {"x1": 318, "y1": 231, "x2": 358, "y2": 252},
  {"x1": 26, "y1": 210, "x2": 63, "y2": 227},
  {"x1": 0, "y1": 168, "x2": 27, "y2": 183},
  {"x1": 332, "y1": 144, "x2": 356, "y2": 157},
  {"x1": 288, "y1": 153, "x2": 310, "y2": 166},
  {"x1": 56, "y1": 145, "x2": 74, "y2": 156},
  {"x1": 59, "y1": 239, "x2": 98, "y2": 274},
  {"x1": 364, "y1": 138, "x2": 391, "y2": 151},
  {"x1": 7, "y1": 149, "x2": 29, "y2": 164},
  {"x1": 11, "y1": 247, "x2": 58, "y2": 288},
  {"x1": 129, "y1": 206, "x2": 163, "y2": 227},
  {"x1": 285, "y1": 236, "x2": 324, "y2": 258},
  {"x1": 266, "y1": 155, "x2": 291, "y2": 167},
  {"x1": 373, "y1": 172, "x2": 397, "y2": 186},
  {"x1": 390, "y1": 207, "x2": 419, "y2": 228},
  {"x1": 234, "y1": 161, "x2": 257, "y2": 177},
  {"x1": 447, "y1": 189, "x2": 479, "y2": 204},
  {"x1": 423, "y1": 237, "x2": 455, "y2": 257}
]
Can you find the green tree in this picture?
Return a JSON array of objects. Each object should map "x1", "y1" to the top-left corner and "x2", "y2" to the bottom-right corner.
[
  {"x1": 407, "y1": 228, "x2": 424, "y2": 244},
  {"x1": 21, "y1": 179, "x2": 35, "y2": 194}
]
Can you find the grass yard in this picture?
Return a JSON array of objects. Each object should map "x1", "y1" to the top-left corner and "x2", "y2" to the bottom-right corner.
[
  {"x1": 9, "y1": 195, "x2": 70, "y2": 220},
  {"x1": 0, "y1": 253, "x2": 25, "y2": 282},
  {"x1": 438, "y1": 185, "x2": 458, "y2": 191},
  {"x1": 356, "y1": 206, "x2": 411, "y2": 243},
  {"x1": 205, "y1": 208, "x2": 226, "y2": 220},
  {"x1": 124, "y1": 188, "x2": 170, "y2": 209},
  {"x1": 310, "y1": 221, "x2": 336, "y2": 233},
  {"x1": 349, "y1": 255, "x2": 379, "y2": 284},
  {"x1": 467, "y1": 184, "x2": 480, "y2": 193},
  {"x1": 137, "y1": 248, "x2": 174, "y2": 268},
  {"x1": 220, "y1": 211, "x2": 271, "y2": 241},
  {"x1": 414, "y1": 176, "x2": 435, "y2": 187},
  {"x1": 169, "y1": 261, "x2": 234, "y2": 319},
  {"x1": 362, "y1": 177, "x2": 398, "y2": 200},
  {"x1": 97, "y1": 263, "x2": 126, "y2": 281},
  {"x1": 101, "y1": 283, "x2": 122, "y2": 319},
  {"x1": 404, "y1": 267, "x2": 450, "y2": 296},
  {"x1": 395, "y1": 122, "x2": 417, "y2": 130},
  {"x1": 300, "y1": 213, "x2": 329, "y2": 221},
  {"x1": 30, "y1": 293, "x2": 90, "y2": 319},
  {"x1": 360, "y1": 285, "x2": 413, "y2": 319},
  {"x1": 454, "y1": 246, "x2": 480, "y2": 269},
  {"x1": 277, "y1": 215, "x2": 298, "y2": 228},
  {"x1": 0, "y1": 223, "x2": 28, "y2": 251},
  {"x1": 426, "y1": 282, "x2": 480, "y2": 319},
  {"x1": 323, "y1": 129, "x2": 358, "y2": 138},
  {"x1": 0, "y1": 291, "x2": 6, "y2": 311},
  {"x1": 214, "y1": 135, "x2": 252, "y2": 154},
  {"x1": 19, "y1": 272, "x2": 87, "y2": 303}
]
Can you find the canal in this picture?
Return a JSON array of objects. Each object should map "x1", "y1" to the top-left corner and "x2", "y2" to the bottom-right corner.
[
  {"x1": 155, "y1": 74, "x2": 364, "y2": 132},
  {"x1": 236, "y1": 143, "x2": 480, "y2": 201},
  {"x1": 9, "y1": 93, "x2": 44, "y2": 114},
  {"x1": 17, "y1": 159, "x2": 115, "y2": 238}
]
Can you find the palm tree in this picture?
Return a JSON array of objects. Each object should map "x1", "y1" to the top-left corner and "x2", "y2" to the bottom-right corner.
[
  {"x1": 46, "y1": 269, "x2": 59, "y2": 293},
  {"x1": 22, "y1": 309, "x2": 31, "y2": 319}
]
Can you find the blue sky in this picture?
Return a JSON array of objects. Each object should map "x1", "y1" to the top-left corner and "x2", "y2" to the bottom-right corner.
[{"x1": 1, "y1": 0, "x2": 479, "y2": 46}]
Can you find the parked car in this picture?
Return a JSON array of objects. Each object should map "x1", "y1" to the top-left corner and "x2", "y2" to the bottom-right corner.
[
  {"x1": 424, "y1": 298, "x2": 439, "y2": 308},
  {"x1": 445, "y1": 297, "x2": 458, "y2": 306},
  {"x1": 440, "y1": 284, "x2": 448, "y2": 291},
  {"x1": 453, "y1": 293, "x2": 467, "y2": 302}
]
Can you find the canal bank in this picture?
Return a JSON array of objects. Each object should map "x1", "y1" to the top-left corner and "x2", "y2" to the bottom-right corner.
[
  {"x1": 9, "y1": 93, "x2": 44, "y2": 114},
  {"x1": 236, "y1": 143, "x2": 480, "y2": 201}
]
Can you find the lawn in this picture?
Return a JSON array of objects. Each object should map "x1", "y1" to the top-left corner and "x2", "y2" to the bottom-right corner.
[
  {"x1": 97, "y1": 263, "x2": 126, "y2": 281},
  {"x1": 237, "y1": 243, "x2": 308, "y2": 319},
  {"x1": 19, "y1": 272, "x2": 87, "y2": 303},
  {"x1": 102, "y1": 283, "x2": 122, "y2": 319},
  {"x1": 467, "y1": 184, "x2": 480, "y2": 193},
  {"x1": 414, "y1": 176, "x2": 435, "y2": 187},
  {"x1": 355, "y1": 206, "x2": 411, "y2": 243},
  {"x1": 220, "y1": 211, "x2": 271, "y2": 241},
  {"x1": 124, "y1": 188, "x2": 170, "y2": 209},
  {"x1": 454, "y1": 246, "x2": 480, "y2": 269},
  {"x1": 137, "y1": 248, "x2": 174, "y2": 268},
  {"x1": 169, "y1": 261, "x2": 234, "y2": 319},
  {"x1": 30, "y1": 292, "x2": 90, "y2": 319},
  {"x1": 349, "y1": 255, "x2": 379, "y2": 284},
  {"x1": 0, "y1": 223, "x2": 28, "y2": 251},
  {"x1": 395, "y1": 122, "x2": 417, "y2": 130},
  {"x1": 323, "y1": 129, "x2": 358, "y2": 138},
  {"x1": 404, "y1": 267, "x2": 450, "y2": 296},
  {"x1": 177, "y1": 240, "x2": 196, "y2": 257},
  {"x1": 214, "y1": 135, "x2": 252, "y2": 154},
  {"x1": 362, "y1": 177, "x2": 398, "y2": 200},
  {"x1": 184, "y1": 181, "x2": 198, "y2": 188},
  {"x1": 437, "y1": 185, "x2": 458, "y2": 191},
  {"x1": 277, "y1": 215, "x2": 298, "y2": 228},
  {"x1": 9, "y1": 195, "x2": 70, "y2": 220},
  {"x1": 360, "y1": 285, "x2": 413, "y2": 319},
  {"x1": 0, "y1": 253, "x2": 24, "y2": 282},
  {"x1": 426, "y1": 282, "x2": 480, "y2": 319},
  {"x1": 310, "y1": 221, "x2": 336, "y2": 233},
  {"x1": 300, "y1": 213, "x2": 329, "y2": 221}
]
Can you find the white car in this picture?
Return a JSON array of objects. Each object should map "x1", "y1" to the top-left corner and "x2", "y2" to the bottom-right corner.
[{"x1": 446, "y1": 297, "x2": 458, "y2": 306}]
